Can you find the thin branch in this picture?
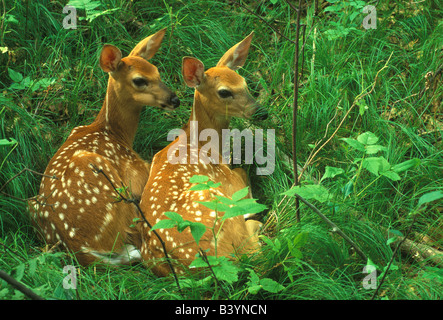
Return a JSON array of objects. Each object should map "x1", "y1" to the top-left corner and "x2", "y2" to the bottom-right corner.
[
  {"x1": 0, "y1": 168, "x2": 58, "y2": 194},
  {"x1": 89, "y1": 164, "x2": 182, "y2": 294},
  {"x1": 198, "y1": 249, "x2": 230, "y2": 300},
  {"x1": 371, "y1": 214, "x2": 418, "y2": 300},
  {"x1": 0, "y1": 270, "x2": 45, "y2": 300},
  {"x1": 292, "y1": 0, "x2": 302, "y2": 223},
  {"x1": 291, "y1": 192, "x2": 368, "y2": 262}
]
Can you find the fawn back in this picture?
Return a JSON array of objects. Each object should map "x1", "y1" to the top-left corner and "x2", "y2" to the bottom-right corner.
[
  {"x1": 138, "y1": 32, "x2": 264, "y2": 276},
  {"x1": 30, "y1": 28, "x2": 180, "y2": 265}
]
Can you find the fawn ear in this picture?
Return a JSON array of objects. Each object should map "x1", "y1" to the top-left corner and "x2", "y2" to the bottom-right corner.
[
  {"x1": 182, "y1": 57, "x2": 205, "y2": 88},
  {"x1": 216, "y1": 32, "x2": 254, "y2": 70},
  {"x1": 129, "y1": 28, "x2": 167, "y2": 60},
  {"x1": 99, "y1": 45, "x2": 122, "y2": 73}
]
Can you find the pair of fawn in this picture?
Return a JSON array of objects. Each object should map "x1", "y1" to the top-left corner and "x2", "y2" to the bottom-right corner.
[{"x1": 30, "y1": 28, "x2": 264, "y2": 276}]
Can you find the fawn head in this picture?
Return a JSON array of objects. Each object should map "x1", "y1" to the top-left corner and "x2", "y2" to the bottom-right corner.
[
  {"x1": 182, "y1": 32, "x2": 266, "y2": 120},
  {"x1": 99, "y1": 28, "x2": 180, "y2": 111}
]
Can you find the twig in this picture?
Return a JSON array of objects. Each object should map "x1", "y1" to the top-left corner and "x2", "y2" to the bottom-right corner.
[
  {"x1": 0, "y1": 168, "x2": 58, "y2": 194},
  {"x1": 371, "y1": 214, "x2": 418, "y2": 300},
  {"x1": 89, "y1": 164, "x2": 182, "y2": 294},
  {"x1": 291, "y1": 192, "x2": 368, "y2": 262},
  {"x1": 0, "y1": 270, "x2": 45, "y2": 300},
  {"x1": 198, "y1": 249, "x2": 230, "y2": 300},
  {"x1": 291, "y1": 0, "x2": 302, "y2": 223}
]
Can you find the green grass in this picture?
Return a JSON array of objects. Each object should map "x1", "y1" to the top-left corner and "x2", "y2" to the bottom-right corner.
[{"x1": 1, "y1": 0, "x2": 442, "y2": 300}]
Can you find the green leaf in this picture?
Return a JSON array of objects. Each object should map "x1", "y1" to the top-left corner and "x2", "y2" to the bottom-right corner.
[
  {"x1": 189, "y1": 184, "x2": 210, "y2": 191},
  {"x1": 207, "y1": 181, "x2": 221, "y2": 189},
  {"x1": 260, "y1": 278, "x2": 285, "y2": 293},
  {"x1": 222, "y1": 206, "x2": 246, "y2": 220},
  {"x1": 189, "y1": 175, "x2": 209, "y2": 183},
  {"x1": 28, "y1": 259, "x2": 37, "y2": 277},
  {"x1": 211, "y1": 256, "x2": 240, "y2": 284},
  {"x1": 320, "y1": 166, "x2": 345, "y2": 182},
  {"x1": 292, "y1": 231, "x2": 309, "y2": 249},
  {"x1": 391, "y1": 158, "x2": 420, "y2": 173},
  {"x1": 362, "y1": 156, "x2": 390, "y2": 176},
  {"x1": 164, "y1": 211, "x2": 184, "y2": 223},
  {"x1": 246, "y1": 268, "x2": 260, "y2": 286},
  {"x1": 232, "y1": 187, "x2": 249, "y2": 201},
  {"x1": 418, "y1": 191, "x2": 443, "y2": 208},
  {"x1": 380, "y1": 170, "x2": 401, "y2": 181},
  {"x1": 150, "y1": 219, "x2": 177, "y2": 231},
  {"x1": 343, "y1": 179, "x2": 354, "y2": 197},
  {"x1": 14, "y1": 264, "x2": 25, "y2": 282},
  {"x1": 8, "y1": 68, "x2": 23, "y2": 82},
  {"x1": 189, "y1": 255, "x2": 219, "y2": 268},
  {"x1": 248, "y1": 285, "x2": 262, "y2": 294},
  {"x1": 214, "y1": 196, "x2": 236, "y2": 205},
  {"x1": 196, "y1": 200, "x2": 230, "y2": 212},
  {"x1": 176, "y1": 220, "x2": 191, "y2": 233},
  {"x1": 357, "y1": 132, "x2": 379, "y2": 145},
  {"x1": 282, "y1": 184, "x2": 330, "y2": 203},
  {"x1": 190, "y1": 223, "x2": 207, "y2": 245},
  {"x1": 365, "y1": 144, "x2": 387, "y2": 154},
  {"x1": 340, "y1": 138, "x2": 365, "y2": 152},
  {"x1": 0, "y1": 138, "x2": 17, "y2": 146}
]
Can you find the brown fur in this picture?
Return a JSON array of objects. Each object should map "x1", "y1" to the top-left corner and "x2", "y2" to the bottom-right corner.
[
  {"x1": 138, "y1": 32, "x2": 263, "y2": 276},
  {"x1": 29, "y1": 29, "x2": 179, "y2": 265}
]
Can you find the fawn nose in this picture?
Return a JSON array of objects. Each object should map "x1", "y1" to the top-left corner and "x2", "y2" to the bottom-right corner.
[{"x1": 170, "y1": 95, "x2": 180, "y2": 109}]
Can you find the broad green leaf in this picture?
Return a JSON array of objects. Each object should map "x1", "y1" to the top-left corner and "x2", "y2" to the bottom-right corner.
[
  {"x1": 207, "y1": 181, "x2": 221, "y2": 189},
  {"x1": 260, "y1": 278, "x2": 285, "y2": 293},
  {"x1": 343, "y1": 179, "x2": 354, "y2": 197},
  {"x1": 189, "y1": 184, "x2": 210, "y2": 191},
  {"x1": 150, "y1": 219, "x2": 177, "y2": 231},
  {"x1": 362, "y1": 156, "x2": 390, "y2": 176},
  {"x1": 340, "y1": 138, "x2": 365, "y2": 152},
  {"x1": 380, "y1": 170, "x2": 401, "y2": 181},
  {"x1": 214, "y1": 196, "x2": 236, "y2": 205},
  {"x1": 196, "y1": 200, "x2": 230, "y2": 212},
  {"x1": 189, "y1": 256, "x2": 218, "y2": 268},
  {"x1": 248, "y1": 285, "x2": 262, "y2": 294},
  {"x1": 0, "y1": 138, "x2": 17, "y2": 146},
  {"x1": 418, "y1": 191, "x2": 443, "y2": 208},
  {"x1": 365, "y1": 144, "x2": 387, "y2": 154},
  {"x1": 212, "y1": 256, "x2": 240, "y2": 284},
  {"x1": 8, "y1": 68, "x2": 23, "y2": 82},
  {"x1": 357, "y1": 132, "x2": 379, "y2": 145},
  {"x1": 176, "y1": 220, "x2": 191, "y2": 233},
  {"x1": 189, "y1": 175, "x2": 209, "y2": 183},
  {"x1": 292, "y1": 231, "x2": 309, "y2": 249},
  {"x1": 190, "y1": 223, "x2": 207, "y2": 245},
  {"x1": 164, "y1": 211, "x2": 183, "y2": 223},
  {"x1": 222, "y1": 206, "x2": 246, "y2": 220},
  {"x1": 391, "y1": 158, "x2": 420, "y2": 173},
  {"x1": 14, "y1": 264, "x2": 25, "y2": 282},
  {"x1": 247, "y1": 268, "x2": 260, "y2": 286},
  {"x1": 283, "y1": 184, "x2": 330, "y2": 203},
  {"x1": 320, "y1": 166, "x2": 345, "y2": 182},
  {"x1": 232, "y1": 187, "x2": 249, "y2": 201}
]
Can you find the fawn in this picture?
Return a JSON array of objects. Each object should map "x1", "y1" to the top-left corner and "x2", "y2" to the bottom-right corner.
[
  {"x1": 138, "y1": 32, "x2": 265, "y2": 276},
  {"x1": 29, "y1": 28, "x2": 180, "y2": 265}
]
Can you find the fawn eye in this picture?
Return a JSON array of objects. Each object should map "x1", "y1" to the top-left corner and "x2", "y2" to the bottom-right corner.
[
  {"x1": 133, "y1": 77, "x2": 148, "y2": 87},
  {"x1": 218, "y1": 89, "x2": 233, "y2": 99}
]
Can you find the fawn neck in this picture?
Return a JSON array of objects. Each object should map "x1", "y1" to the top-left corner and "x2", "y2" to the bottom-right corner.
[
  {"x1": 183, "y1": 91, "x2": 230, "y2": 154},
  {"x1": 93, "y1": 78, "x2": 141, "y2": 146}
]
